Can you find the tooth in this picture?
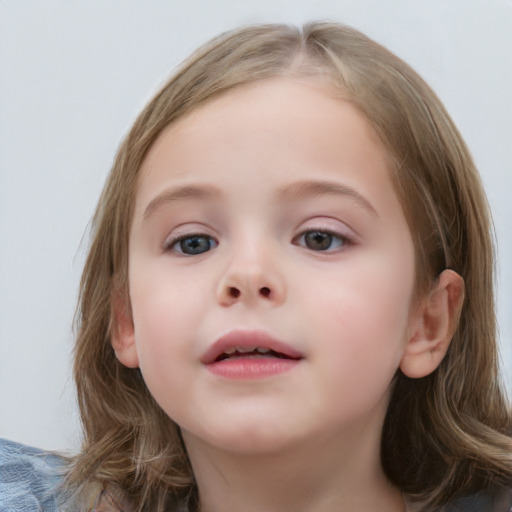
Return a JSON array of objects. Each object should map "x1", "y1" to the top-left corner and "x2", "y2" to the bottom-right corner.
[
  {"x1": 224, "y1": 347, "x2": 237, "y2": 355},
  {"x1": 256, "y1": 347, "x2": 270, "y2": 354},
  {"x1": 236, "y1": 346, "x2": 255, "y2": 353}
]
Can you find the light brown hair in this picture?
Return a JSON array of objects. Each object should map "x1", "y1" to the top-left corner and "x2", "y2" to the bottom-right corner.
[{"x1": 66, "y1": 22, "x2": 512, "y2": 511}]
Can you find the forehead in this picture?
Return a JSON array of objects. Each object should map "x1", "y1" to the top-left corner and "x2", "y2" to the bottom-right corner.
[{"x1": 136, "y1": 77, "x2": 395, "y2": 202}]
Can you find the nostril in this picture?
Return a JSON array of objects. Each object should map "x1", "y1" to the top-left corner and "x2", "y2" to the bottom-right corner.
[
  {"x1": 260, "y1": 286, "x2": 271, "y2": 298},
  {"x1": 229, "y1": 287, "x2": 241, "y2": 299}
]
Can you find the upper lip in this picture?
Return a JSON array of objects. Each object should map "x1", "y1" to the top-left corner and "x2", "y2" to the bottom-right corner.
[{"x1": 201, "y1": 330, "x2": 304, "y2": 364}]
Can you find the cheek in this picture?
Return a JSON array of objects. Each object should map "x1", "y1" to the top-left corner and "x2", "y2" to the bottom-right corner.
[
  {"x1": 130, "y1": 258, "x2": 206, "y2": 334},
  {"x1": 128, "y1": 274, "x2": 201, "y2": 384},
  {"x1": 302, "y1": 252, "x2": 415, "y2": 377},
  {"x1": 130, "y1": 295, "x2": 196, "y2": 419}
]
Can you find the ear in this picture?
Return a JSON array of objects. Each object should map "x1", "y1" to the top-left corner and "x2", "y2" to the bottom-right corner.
[
  {"x1": 400, "y1": 269, "x2": 464, "y2": 379},
  {"x1": 111, "y1": 287, "x2": 140, "y2": 369}
]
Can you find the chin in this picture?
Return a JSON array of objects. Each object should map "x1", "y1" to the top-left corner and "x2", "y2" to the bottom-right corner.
[{"x1": 184, "y1": 419, "x2": 302, "y2": 457}]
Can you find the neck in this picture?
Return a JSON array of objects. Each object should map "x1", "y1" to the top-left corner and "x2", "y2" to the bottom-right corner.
[{"x1": 183, "y1": 425, "x2": 405, "y2": 512}]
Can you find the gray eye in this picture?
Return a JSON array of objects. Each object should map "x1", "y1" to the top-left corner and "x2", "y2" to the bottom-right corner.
[
  {"x1": 301, "y1": 230, "x2": 344, "y2": 251},
  {"x1": 175, "y1": 235, "x2": 216, "y2": 255}
]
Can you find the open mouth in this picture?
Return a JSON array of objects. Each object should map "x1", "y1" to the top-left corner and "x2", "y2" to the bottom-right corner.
[
  {"x1": 214, "y1": 347, "x2": 299, "y2": 362},
  {"x1": 201, "y1": 330, "x2": 303, "y2": 378}
]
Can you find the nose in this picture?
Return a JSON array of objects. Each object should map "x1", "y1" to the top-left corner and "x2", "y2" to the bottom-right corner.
[{"x1": 215, "y1": 246, "x2": 286, "y2": 308}]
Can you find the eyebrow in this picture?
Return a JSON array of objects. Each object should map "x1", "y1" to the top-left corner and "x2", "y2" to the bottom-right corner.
[
  {"x1": 142, "y1": 179, "x2": 378, "y2": 220},
  {"x1": 142, "y1": 184, "x2": 221, "y2": 220},
  {"x1": 278, "y1": 180, "x2": 378, "y2": 217}
]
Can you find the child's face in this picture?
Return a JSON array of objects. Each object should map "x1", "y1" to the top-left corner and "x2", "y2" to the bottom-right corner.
[{"x1": 121, "y1": 78, "x2": 418, "y2": 455}]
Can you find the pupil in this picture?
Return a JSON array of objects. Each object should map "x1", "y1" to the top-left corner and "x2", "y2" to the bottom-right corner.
[{"x1": 305, "y1": 231, "x2": 332, "y2": 251}]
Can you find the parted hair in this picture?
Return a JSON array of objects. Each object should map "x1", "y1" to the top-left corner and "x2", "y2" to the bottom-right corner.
[{"x1": 66, "y1": 22, "x2": 512, "y2": 511}]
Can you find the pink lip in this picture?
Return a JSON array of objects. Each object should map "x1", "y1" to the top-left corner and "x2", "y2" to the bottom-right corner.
[
  {"x1": 201, "y1": 330, "x2": 303, "y2": 379},
  {"x1": 201, "y1": 330, "x2": 303, "y2": 364}
]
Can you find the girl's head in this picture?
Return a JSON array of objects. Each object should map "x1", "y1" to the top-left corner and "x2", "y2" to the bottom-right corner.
[{"x1": 71, "y1": 22, "x2": 511, "y2": 510}]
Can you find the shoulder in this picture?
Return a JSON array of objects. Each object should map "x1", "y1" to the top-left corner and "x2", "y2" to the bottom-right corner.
[
  {"x1": 0, "y1": 438, "x2": 66, "y2": 512},
  {"x1": 90, "y1": 486, "x2": 134, "y2": 512},
  {"x1": 432, "y1": 486, "x2": 512, "y2": 512},
  {"x1": 454, "y1": 486, "x2": 512, "y2": 512},
  {"x1": 90, "y1": 484, "x2": 189, "y2": 512}
]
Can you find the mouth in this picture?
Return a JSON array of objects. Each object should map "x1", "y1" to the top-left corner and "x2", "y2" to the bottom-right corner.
[
  {"x1": 201, "y1": 330, "x2": 303, "y2": 364},
  {"x1": 214, "y1": 346, "x2": 297, "y2": 362},
  {"x1": 201, "y1": 330, "x2": 303, "y2": 379}
]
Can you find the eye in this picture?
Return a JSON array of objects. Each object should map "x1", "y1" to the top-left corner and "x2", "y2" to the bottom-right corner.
[
  {"x1": 296, "y1": 230, "x2": 347, "y2": 252},
  {"x1": 167, "y1": 234, "x2": 217, "y2": 255}
]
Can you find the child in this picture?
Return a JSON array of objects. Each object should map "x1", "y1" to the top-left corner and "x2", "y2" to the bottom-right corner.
[{"x1": 2, "y1": 21, "x2": 511, "y2": 512}]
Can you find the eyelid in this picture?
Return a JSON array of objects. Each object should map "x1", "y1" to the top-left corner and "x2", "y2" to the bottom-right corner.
[
  {"x1": 294, "y1": 229, "x2": 352, "y2": 249},
  {"x1": 292, "y1": 217, "x2": 358, "y2": 251},
  {"x1": 295, "y1": 218, "x2": 357, "y2": 241},
  {"x1": 163, "y1": 225, "x2": 218, "y2": 252}
]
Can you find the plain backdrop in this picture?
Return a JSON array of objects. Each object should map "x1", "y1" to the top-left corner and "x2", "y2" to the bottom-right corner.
[{"x1": 1, "y1": 0, "x2": 511, "y2": 452}]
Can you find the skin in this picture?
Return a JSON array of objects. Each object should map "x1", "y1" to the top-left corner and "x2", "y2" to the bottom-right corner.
[{"x1": 113, "y1": 77, "x2": 464, "y2": 512}]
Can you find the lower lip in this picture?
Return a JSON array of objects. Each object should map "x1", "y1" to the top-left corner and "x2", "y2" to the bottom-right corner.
[{"x1": 206, "y1": 357, "x2": 300, "y2": 379}]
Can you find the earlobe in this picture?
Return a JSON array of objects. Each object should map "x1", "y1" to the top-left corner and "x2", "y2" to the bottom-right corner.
[
  {"x1": 400, "y1": 269, "x2": 464, "y2": 379},
  {"x1": 111, "y1": 287, "x2": 140, "y2": 369}
]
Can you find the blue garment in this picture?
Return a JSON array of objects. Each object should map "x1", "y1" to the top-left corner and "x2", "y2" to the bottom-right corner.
[{"x1": 0, "y1": 438, "x2": 65, "y2": 512}]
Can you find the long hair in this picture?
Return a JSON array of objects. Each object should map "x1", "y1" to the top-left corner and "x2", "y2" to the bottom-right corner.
[{"x1": 66, "y1": 22, "x2": 512, "y2": 511}]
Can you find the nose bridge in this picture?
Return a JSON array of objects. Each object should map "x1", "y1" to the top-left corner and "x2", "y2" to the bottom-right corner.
[{"x1": 216, "y1": 230, "x2": 284, "y2": 307}]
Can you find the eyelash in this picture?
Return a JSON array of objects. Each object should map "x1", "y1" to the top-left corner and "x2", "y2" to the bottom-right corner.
[
  {"x1": 164, "y1": 233, "x2": 218, "y2": 256},
  {"x1": 164, "y1": 228, "x2": 352, "y2": 256},
  {"x1": 293, "y1": 228, "x2": 352, "y2": 253}
]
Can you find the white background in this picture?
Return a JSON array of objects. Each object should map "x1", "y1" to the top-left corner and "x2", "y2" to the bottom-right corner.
[{"x1": 1, "y1": 1, "x2": 511, "y2": 452}]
